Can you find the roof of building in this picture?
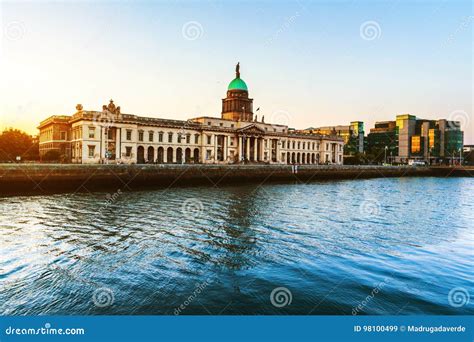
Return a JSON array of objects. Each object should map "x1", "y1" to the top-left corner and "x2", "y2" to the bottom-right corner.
[{"x1": 228, "y1": 77, "x2": 248, "y2": 91}]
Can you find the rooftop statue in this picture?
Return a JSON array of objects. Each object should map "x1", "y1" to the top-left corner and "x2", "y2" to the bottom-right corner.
[{"x1": 102, "y1": 99, "x2": 121, "y2": 115}]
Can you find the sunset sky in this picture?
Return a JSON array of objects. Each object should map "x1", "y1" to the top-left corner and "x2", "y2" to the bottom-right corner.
[{"x1": 0, "y1": 0, "x2": 472, "y2": 143}]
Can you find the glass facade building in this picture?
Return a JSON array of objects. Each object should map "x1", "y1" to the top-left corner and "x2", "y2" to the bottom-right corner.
[{"x1": 367, "y1": 115, "x2": 464, "y2": 164}]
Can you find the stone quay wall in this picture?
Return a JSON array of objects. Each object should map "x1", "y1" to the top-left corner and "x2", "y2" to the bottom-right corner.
[{"x1": 0, "y1": 164, "x2": 471, "y2": 195}]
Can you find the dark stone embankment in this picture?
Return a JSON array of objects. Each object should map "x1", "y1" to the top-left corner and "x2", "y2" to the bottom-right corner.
[{"x1": 0, "y1": 164, "x2": 472, "y2": 195}]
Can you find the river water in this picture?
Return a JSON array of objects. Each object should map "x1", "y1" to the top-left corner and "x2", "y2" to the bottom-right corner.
[{"x1": 1, "y1": 177, "x2": 473, "y2": 315}]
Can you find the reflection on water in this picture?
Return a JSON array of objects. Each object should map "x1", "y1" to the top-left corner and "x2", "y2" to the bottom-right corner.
[{"x1": 0, "y1": 178, "x2": 473, "y2": 315}]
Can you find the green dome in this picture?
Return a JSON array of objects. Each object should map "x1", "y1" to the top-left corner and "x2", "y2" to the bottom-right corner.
[{"x1": 228, "y1": 77, "x2": 248, "y2": 91}]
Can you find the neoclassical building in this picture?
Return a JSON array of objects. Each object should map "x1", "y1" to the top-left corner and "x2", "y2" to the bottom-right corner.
[{"x1": 38, "y1": 64, "x2": 344, "y2": 165}]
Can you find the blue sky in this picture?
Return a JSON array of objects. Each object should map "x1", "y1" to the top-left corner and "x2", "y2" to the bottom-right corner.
[{"x1": 0, "y1": 0, "x2": 472, "y2": 142}]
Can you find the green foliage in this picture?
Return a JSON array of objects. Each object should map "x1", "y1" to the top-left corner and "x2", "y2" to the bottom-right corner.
[{"x1": 0, "y1": 128, "x2": 39, "y2": 162}]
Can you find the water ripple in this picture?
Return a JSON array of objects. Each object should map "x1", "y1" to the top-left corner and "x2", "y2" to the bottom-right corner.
[{"x1": 1, "y1": 178, "x2": 473, "y2": 315}]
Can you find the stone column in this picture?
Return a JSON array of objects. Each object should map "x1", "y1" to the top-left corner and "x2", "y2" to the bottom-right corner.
[
  {"x1": 223, "y1": 135, "x2": 227, "y2": 162},
  {"x1": 274, "y1": 139, "x2": 280, "y2": 163},
  {"x1": 115, "y1": 127, "x2": 121, "y2": 161},
  {"x1": 246, "y1": 136, "x2": 250, "y2": 161},
  {"x1": 238, "y1": 136, "x2": 243, "y2": 161},
  {"x1": 214, "y1": 135, "x2": 218, "y2": 163},
  {"x1": 253, "y1": 137, "x2": 258, "y2": 161}
]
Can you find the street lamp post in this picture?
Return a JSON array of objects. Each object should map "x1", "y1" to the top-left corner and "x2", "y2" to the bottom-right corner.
[{"x1": 384, "y1": 146, "x2": 388, "y2": 164}]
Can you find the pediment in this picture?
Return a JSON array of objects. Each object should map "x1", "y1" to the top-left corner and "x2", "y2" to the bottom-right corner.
[{"x1": 237, "y1": 124, "x2": 266, "y2": 134}]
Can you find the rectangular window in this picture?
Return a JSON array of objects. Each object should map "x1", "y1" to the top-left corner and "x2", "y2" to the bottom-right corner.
[
  {"x1": 207, "y1": 135, "x2": 212, "y2": 145},
  {"x1": 206, "y1": 149, "x2": 212, "y2": 160},
  {"x1": 88, "y1": 145, "x2": 95, "y2": 158},
  {"x1": 168, "y1": 132, "x2": 173, "y2": 143},
  {"x1": 326, "y1": 143, "x2": 329, "y2": 150},
  {"x1": 411, "y1": 136, "x2": 421, "y2": 154},
  {"x1": 138, "y1": 131, "x2": 144, "y2": 142},
  {"x1": 60, "y1": 131, "x2": 66, "y2": 140},
  {"x1": 194, "y1": 134, "x2": 199, "y2": 144},
  {"x1": 178, "y1": 134, "x2": 182, "y2": 143},
  {"x1": 292, "y1": 141, "x2": 295, "y2": 149},
  {"x1": 302, "y1": 142, "x2": 305, "y2": 149},
  {"x1": 186, "y1": 135, "x2": 190, "y2": 144},
  {"x1": 282, "y1": 141, "x2": 286, "y2": 149},
  {"x1": 149, "y1": 132, "x2": 154, "y2": 142},
  {"x1": 158, "y1": 132, "x2": 163, "y2": 142},
  {"x1": 125, "y1": 146, "x2": 132, "y2": 157},
  {"x1": 88, "y1": 127, "x2": 95, "y2": 139},
  {"x1": 126, "y1": 130, "x2": 132, "y2": 141}
]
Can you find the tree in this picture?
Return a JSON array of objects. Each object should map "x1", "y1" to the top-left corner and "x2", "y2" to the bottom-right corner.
[
  {"x1": 0, "y1": 128, "x2": 39, "y2": 162},
  {"x1": 42, "y1": 150, "x2": 61, "y2": 162}
]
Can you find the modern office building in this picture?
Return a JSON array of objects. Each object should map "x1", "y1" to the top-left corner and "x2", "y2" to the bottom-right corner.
[
  {"x1": 367, "y1": 114, "x2": 464, "y2": 164},
  {"x1": 463, "y1": 145, "x2": 474, "y2": 165},
  {"x1": 38, "y1": 64, "x2": 344, "y2": 165}
]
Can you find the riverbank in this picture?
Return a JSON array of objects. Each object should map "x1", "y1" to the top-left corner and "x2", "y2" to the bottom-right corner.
[{"x1": 0, "y1": 164, "x2": 472, "y2": 195}]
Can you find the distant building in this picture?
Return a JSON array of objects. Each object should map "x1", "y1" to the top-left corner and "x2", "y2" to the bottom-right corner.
[
  {"x1": 367, "y1": 114, "x2": 464, "y2": 164},
  {"x1": 298, "y1": 121, "x2": 364, "y2": 156},
  {"x1": 463, "y1": 145, "x2": 474, "y2": 165},
  {"x1": 38, "y1": 64, "x2": 344, "y2": 165},
  {"x1": 37, "y1": 115, "x2": 71, "y2": 160}
]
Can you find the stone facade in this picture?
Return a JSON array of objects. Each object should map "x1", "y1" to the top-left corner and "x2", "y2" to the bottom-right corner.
[{"x1": 38, "y1": 65, "x2": 344, "y2": 165}]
